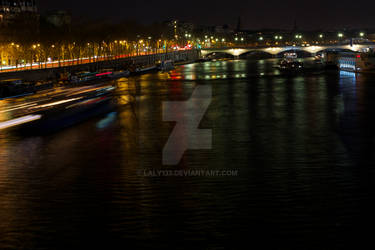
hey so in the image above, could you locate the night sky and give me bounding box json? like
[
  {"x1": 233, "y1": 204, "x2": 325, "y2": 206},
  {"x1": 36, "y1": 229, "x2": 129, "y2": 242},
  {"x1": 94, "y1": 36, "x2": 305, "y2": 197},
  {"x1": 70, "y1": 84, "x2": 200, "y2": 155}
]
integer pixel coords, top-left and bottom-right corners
[{"x1": 38, "y1": 0, "x2": 375, "y2": 29}]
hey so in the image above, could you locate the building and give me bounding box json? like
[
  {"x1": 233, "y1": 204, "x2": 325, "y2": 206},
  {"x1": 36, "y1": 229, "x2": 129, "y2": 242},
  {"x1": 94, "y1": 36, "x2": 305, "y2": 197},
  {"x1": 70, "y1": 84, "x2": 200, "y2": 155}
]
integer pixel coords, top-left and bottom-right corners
[
  {"x1": 0, "y1": 0, "x2": 38, "y2": 26},
  {"x1": 214, "y1": 24, "x2": 234, "y2": 34},
  {"x1": 368, "y1": 33, "x2": 375, "y2": 42},
  {"x1": 164, "y1": 19, "x2": 195, "y2": 40},
  {"x1": 0, "y1": 1, "x2": 38, "y2": 66},
  {"x1": 45, "y1": 10, "x2": 72, "y2": 28}
]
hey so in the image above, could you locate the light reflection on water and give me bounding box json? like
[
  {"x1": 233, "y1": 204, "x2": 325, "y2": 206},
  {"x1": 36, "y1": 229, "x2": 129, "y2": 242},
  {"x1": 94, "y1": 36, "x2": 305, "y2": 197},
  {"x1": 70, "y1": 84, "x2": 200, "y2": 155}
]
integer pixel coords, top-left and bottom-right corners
[{"x1": 1, "y1": 59, "x2": 375, "y2": 249}]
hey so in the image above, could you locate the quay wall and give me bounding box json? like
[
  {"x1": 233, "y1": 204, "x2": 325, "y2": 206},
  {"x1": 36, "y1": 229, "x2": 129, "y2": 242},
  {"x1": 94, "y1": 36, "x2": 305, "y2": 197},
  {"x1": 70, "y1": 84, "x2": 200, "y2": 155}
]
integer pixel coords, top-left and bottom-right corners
[{"x1": 0, "y1": 50, "x2": 200, "y2": 82}]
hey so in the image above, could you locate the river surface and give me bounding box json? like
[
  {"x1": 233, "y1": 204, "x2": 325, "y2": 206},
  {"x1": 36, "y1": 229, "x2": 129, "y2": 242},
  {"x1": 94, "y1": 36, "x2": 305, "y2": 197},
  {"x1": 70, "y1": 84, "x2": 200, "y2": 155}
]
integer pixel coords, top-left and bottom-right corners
[{"x1": 1, "y1": 59, "x2": 375, "y2": 249}]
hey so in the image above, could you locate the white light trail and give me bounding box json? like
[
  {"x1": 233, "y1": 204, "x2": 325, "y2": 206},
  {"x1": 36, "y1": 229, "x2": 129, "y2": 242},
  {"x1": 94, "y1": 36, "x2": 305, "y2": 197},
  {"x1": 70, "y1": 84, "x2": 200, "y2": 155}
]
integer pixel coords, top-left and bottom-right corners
[
  {"x1": 32, "y1": 97, "x2": 82, "y2": 109},
  {"x1": 0, "y1": 103, "x2": 37, "y2": 113},
  {"x1": 0, "y1": 114, "x2": 42, "y2": 130}
]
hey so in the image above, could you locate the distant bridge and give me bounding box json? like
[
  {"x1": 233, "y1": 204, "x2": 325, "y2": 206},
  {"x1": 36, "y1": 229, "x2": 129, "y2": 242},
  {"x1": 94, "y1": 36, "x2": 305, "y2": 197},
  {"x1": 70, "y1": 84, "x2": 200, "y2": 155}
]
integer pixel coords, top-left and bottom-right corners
[{"x1": 200, "y1": 44, "x2": 375, "y2": 57}]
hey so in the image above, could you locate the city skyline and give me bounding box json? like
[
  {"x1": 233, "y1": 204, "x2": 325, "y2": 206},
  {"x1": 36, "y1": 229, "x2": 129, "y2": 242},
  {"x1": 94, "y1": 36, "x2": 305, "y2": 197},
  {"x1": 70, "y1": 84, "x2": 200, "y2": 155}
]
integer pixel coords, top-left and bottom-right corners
[{"x1": 37, "y1": 0, "x2": 375, "y2": 29}]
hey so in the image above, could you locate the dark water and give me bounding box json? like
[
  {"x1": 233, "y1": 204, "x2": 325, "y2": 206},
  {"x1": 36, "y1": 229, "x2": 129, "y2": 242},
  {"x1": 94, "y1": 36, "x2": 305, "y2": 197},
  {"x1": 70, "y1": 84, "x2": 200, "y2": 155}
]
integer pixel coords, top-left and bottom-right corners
[{"x1": 1, "y1": 59, "x2": 375, "y2": 249}]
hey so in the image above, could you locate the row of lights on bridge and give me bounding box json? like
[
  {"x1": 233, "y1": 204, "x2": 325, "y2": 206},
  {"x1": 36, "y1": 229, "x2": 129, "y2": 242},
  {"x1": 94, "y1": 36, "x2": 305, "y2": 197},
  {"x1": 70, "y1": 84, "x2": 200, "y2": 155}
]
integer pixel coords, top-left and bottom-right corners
[
  {"x1": 261, "y1": 32, "x2": 366, "y2": 41},
  {"x1": 201, "y1": 32, "x2": 367, "y2": 44},
  {"x1": 125, "y1": 32, "x2": 366, "y2": 44}
]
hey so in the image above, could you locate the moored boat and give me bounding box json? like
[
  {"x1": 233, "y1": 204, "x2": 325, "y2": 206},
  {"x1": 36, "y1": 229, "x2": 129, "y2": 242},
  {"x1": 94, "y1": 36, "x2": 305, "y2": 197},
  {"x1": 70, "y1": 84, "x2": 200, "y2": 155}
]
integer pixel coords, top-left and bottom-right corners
[
  {"x1": 277, "y1": 52, "x2": 304, "y2": 73},
  {"x1": 0, "y1": 84, "x2": 116, "y2": 133},
  {"x1": 96, "y1": 69, "x2": 114, "y2": 79},
  {"x1": 110, "y1": 70, "x2": 130, "y2": 79},
  {"x1": 337, "y1": 52, "x2": 375, "y2": 73},
  {"x1": 69, "y1": 71, "x2": 99, "y2": 84},
  {"x1": 0, "y1": 79, "x2": 54, "y2": 100},
  {"x1": 158, "y1": 60, "x2": 174, "y2": 71},
  {"x1": 131, "y1": 65, "x2": 158, "y2": 75},
  {"x1": 278, "y1": 59, "x2": 304, "y2": 73},
  {"x1": 0, "y1": 79, "x2": 32, "y2": 99}
]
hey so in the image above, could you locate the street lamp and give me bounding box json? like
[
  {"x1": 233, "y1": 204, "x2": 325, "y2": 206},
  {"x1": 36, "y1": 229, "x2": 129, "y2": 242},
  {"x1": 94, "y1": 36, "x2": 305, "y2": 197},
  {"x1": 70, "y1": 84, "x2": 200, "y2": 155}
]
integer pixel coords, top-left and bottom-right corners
[
  {"x1": 360, "y1": 32, "x2": 365, "y2": 37},
  {"x1": 31, "y1": 44, "x2": 38, "y2": 69},
  {"x1": 338, "y1": 33, "x2": 344, "y2": 38},
  {"x1": 259, "y1": 37, "x2": 263, "y2": 41}
]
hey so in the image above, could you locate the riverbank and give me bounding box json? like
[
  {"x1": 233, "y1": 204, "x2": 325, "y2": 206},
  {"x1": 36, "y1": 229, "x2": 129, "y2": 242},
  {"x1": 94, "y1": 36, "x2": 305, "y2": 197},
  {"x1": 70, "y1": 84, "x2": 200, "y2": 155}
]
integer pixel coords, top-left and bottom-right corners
[{"x1": 0, "y1": 50, "x2": 200, "y2": 82}]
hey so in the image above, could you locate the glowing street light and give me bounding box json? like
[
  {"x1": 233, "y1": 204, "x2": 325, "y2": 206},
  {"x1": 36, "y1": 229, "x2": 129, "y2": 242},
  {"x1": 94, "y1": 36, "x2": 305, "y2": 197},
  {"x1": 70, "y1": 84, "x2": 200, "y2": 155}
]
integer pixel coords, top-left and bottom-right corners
[
  {"x1": 319, "y1": 34, "x2": 324, "y2": 38},
  {"x1": 360, "y1": 32, "x2": 365, "y2": 37},
  {"x1": 338, "y1": 33, "x2": 344, "y2": 38},
  {"x1": 259, "y1": 37, "x2": 263, "y2": 41}
]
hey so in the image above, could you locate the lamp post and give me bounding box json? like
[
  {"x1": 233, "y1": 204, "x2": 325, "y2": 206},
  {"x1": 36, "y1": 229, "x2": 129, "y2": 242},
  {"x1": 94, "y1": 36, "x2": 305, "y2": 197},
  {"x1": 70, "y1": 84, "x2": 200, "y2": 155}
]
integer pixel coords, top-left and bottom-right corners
[{"x1": 31, "y1": 44, "x2": 37, "y2": 70}]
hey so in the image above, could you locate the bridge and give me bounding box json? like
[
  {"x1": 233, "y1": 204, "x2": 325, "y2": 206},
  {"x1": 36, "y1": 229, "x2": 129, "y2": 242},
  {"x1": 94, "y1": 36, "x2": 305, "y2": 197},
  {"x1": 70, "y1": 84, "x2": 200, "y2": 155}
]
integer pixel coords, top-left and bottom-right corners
[{"x1": 200, "y1": 43, "x2": 375, "y2": 57}]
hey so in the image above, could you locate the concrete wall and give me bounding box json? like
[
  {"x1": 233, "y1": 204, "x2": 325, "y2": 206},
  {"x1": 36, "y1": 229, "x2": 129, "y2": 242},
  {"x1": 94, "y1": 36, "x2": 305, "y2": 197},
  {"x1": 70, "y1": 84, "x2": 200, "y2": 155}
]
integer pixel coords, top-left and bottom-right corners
[{"x1": 0, "y1": 50, "x2": 200, "y2": 82}]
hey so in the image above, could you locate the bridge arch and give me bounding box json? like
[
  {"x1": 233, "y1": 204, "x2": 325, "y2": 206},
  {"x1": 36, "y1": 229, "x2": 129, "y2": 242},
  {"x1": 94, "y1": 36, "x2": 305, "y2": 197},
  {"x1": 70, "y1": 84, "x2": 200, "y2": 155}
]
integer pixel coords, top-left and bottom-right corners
[
  {"x1": 238, "y1": 50, "x2": 273, "y2": 58},
  {"x1": 276, "y1": 48, "x2": 314, "y2": 57},
  {"x1": 314, "y1": 48, "x2": 359, "y2": 55},
  {"x1": 203, "y1": 51, "x2": 235, "y2": 59},
  {"x1": 200, "y1": 48, "x2": 250, "y2": 57}
]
